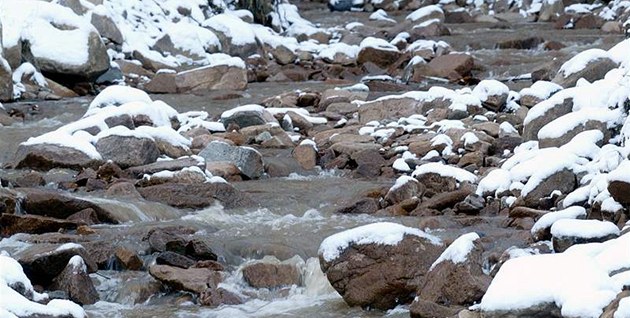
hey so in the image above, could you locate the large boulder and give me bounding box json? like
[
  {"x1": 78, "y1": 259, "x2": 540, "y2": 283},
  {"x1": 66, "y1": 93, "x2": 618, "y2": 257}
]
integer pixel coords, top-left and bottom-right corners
[
  {"x1": 12, "y1": 143, "x2": 103, "y2": 171},
  {"x1": 522, "y1": 97, "x2": 573, "y2": 141},
  {"x1": 137, "y1": 182, "x2": 255, "y2": 209},
  {"x1": 0, "y1": 214, "x2": 78, "y2": 237},
  {"x1": 17, "y1": 187, "x2": 117, "y2": 223},
  {"x1": 50, "y1": 256, "x2": 99, "y2": 305},
  {"x1": 521, "y1": 169, "x2": 576, "y2": 208},
  {"x1": 412, "y1": 53, "x2": 474, "y2": 82},
  {"x1": 0, "y1": 1, "x2": 110, "y2": 80},
  {"x1": 198, "y1": 141, "x2": 264, "y2": 179},
  {"x1": 242, "y1": 262, "x2": 301, "y2": 289},
  {"x1": 552, "y1": 49, "x2": 618, "y2": 88},
  {"x1": 319, "y1": 222, "x2": 444, "y2": 310},
  {"x1": 90, "y1": 11, "x2": 123, "y2": 45},
  {"x1": 221, "y1": 105, "x2": 278, "y2": 130},
  {"x1": 415, "y1": 233, "x2": 491, "y2": 307},
  {"x1": 95, "y1": 135, "x2": 160, "y2": 168},
  {"x1": 149, "y1": 264, "x2": 221, "y2": 294},
  {"x1": 356, "y1": 37, "x2": 402, "y2": 69},
  {"x1": 551, "y1": 219, "x2": 620, "y2": 252},
  {"x1": 176, "y1": 63, "x2": 248, "y2": 93},
  {"x1": 358, "y1": 97, "x2": 422, "y2": 124},
  {"x1": 202, "y1": 14, "x2": 259, "y2": 58}
]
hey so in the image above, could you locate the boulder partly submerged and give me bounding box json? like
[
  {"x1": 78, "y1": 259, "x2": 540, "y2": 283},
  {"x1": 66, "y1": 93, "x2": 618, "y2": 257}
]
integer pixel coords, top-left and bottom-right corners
[{"x1": 318, "y1": 222, "x2": 443, "y2": 310}]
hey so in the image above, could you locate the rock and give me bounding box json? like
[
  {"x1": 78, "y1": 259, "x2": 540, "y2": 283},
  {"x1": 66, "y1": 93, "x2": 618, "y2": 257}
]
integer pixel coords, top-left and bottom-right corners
[
  {"x1": 114, "y1": 247, "x2": 144, "y2": 270},
  {"x1": 552, "y1": 56, "x2": 618, "y2": 88},
  {"x1": 417, "y1": 234, "x2": 490, "y2": 306},
  {"x1": 417, "y1": 188, "x2": 472, "y2": 211},
  {"x1": 125, "y1": 157, "x2": 204, "y2": 178},
  {"x1": 115, "y1": 60, "x2": 155, "y2": 78},
  {"x1": 0, "y1": 55, "x2": 11, "y2": 102},
  {"x1": 496, "y1": 37, "x2": 544, "y2": 49},
  {"x1": 185, "y1": 239, "x2": 218, "y2": 261},
  {"x1": 412, "y1": 54, "x2": 474, "y2": 82},
  {"x1": 272, "y1": 45, "x2": 297, "y2": 65},
  {"x1": 357, "y1": 42, "x2": 402, "y2": 69},
  {"x1": 574, "y1": 14, "x2": 604, "y2": 29},
  {"x1": 336, "y1": 197, "x2": 380, "y2": 214},
  {"x1": 204, "y1": 14, "x2": 259, "y2": 58},
  {"x1": 292, "y1": 143, "x2": 318, "y2": 170},
  {"x1": 132, "y1": 50, "x2": 174, "y2": 73},
  {"x1": 18, "y1": 243, "x2": 97, "y2": 286},
  {"x1": 58, "y1": 0, "x2": 88, "y2": 14},
  {"x1": 18, "y1": 188, "x2": 116, "y2": 223},
  {"x1": 406, "y1": 5, "x2": 445, "y2": 24},
  {"x1": 198, "y1": 141, "x2": 264, "y2": 179},
  {"x1": 319, "y1": 223, "x2": 444, "y2": 310},
  {"x1": 602, "y1": 21, "x2": 622, "y2": 34},
  {"x1": 551, "y1": 219, "x2": 620, "y2": 253},
  {"x1": 90, "y1": 12, "x2": 123, "y2": 44},
  {"x1": 358, "y1": 97, "x2": 422, "y2": 124},
  {"x1": 199, "y1": 286, "x2": 243, "y2": 307},
  {"x1": 609, "y1": 180, "x2": 630, "y2": 205},
  {"x1": 521, "y1": 169, "x2": 576, "y2": 207},
  {"x1": 410, "y1": 299, "x2": 460, "y2": 318},
  {"x1": 445, "y1": 9, "x2": 474, "y2": 23},
  {"x1": 175, "y1": 64, "x2": 247, "y2": 92},
  {"x1": 352, "y1": 148, "x2": 387, "y2": 178},
  {"x1": 137, "y1": 182, "x2": 254, "y2": 209},
  {"x1": 385, "y1": 176, "x2": 424, "y2": 205},
  {"x1": 13, "y1": 144, "x2": 102, "y2": 171},
  {"x1": 538, "y1": 0, "x2": 563, "y2": 21},
  {"x1": 601, "y1": 290, "x2": 630, "y2": 318},
  {"x1": 523, "y1": 98, "x2": 573, "y2": 141},
  {"x1": 14, "y1": 171, "x2": 46, "y2": 188},
  {"x1": 409, "y1": 20, "x2": 451, "y2": 40},
  {"x1": 50, "y1": 256, "x2": 99, "y2": 305},
  {"x1": 0, "y1": 214, "x2": 78, "y2": 237},
  {"x1": 221, "y1": 105, "x2": 277, "y2": 130},
  {"x1": 95, "y1": 135, "x2": 159, "y2": 168},
  {"x1": 328, "y1": 0, "x2": 361, "y2": 11},
  {"x1": 473, "y1": 80, "x2": 509, "y2": 112},
  {"x1": 147, "y1": 228, "x2": 188, "y2": 254},
  {"x1": 156, "y1": 251, "x2": 196, "y2": 269},
  {"x1": 242, "y1": 262, "x2": 301, "y2": 288},
  {"x1": 538, "y1": 117, "x2": 607, "y2": 148},
  {"x1": 144, "y1": 71, "x2": 177, "y2": 94},
  {"x1": 455, "y1": 194, "x2": 486, "y2": 214},
  {"x1": 149, "y1": 264, "x2": 221, "y2": 294},
  {"x1": 415, "y1": 173, "x2": 458, "y2": 196}
]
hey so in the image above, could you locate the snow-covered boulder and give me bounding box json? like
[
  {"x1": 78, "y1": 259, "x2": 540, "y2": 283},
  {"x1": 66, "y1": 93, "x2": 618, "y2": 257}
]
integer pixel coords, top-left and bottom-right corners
[
  {"x1": 412, "y1": 162, "x2": 477, "y2": 195},
  {"x1": 472, "y1": 80, "x2": 509, "y2": 112},
  {"x1": 406, "y1": 5, "x2": 445, "y2": 24},
  {"x1": 552, "y1": 49, "x2": 618, "y2": 88},
  {"x1": 220, "y1": 104, "x2": 278, "y2": 130},
  {"x1": 90, "y1": 9, "x2": 124, "y2": 45},
  {"x1": 319, "y1": 222, "x2": 444, "y2": 310},
  {"x1": 551, "y1": 219, "x2": 620, "y2": 252},
  {"x1": 385, "y1": 175, "x2": 423, "y2": 205},
  {"x1": 203, "y1": 14, "x2": 260, "y2": 58},
  {"x1": 0, "y1": 254, "x2": 86, "y2": 318},
  {"x1": 94, "y1": 130, "x2": 160, "y2": 168},
  {"x1": 0, "y1": 1, "x2": 109, "y2": 79},
  {"x1": 356, "y1": 37, "x2": 402, "y2": 69},
  {"x1": 523, "y1": 95, "x2": 574, "y2": 141},
  {"x1": 412, "y1": 233, "x2": 490, "y2": 314},
  {"x1": 537, "y1": 109, "x2": 614, "y2": 148},
  {"x1": 530, "y1": 206, "x2": 587, "y2": 241},
  {"x1": 49, "y1": 256, "x2": 99, "y2": 305},
  {"x1": 519, "y1": 80, "x2": 563, "y2": 108}
]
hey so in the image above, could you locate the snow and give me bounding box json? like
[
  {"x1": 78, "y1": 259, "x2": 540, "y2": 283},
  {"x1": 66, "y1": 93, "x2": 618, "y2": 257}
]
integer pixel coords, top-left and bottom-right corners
[
  {"x1": 22, "y1": 130, "x2": 102, "y2": 160},
  {"x1": 87, "y1": 86, "x2": 152, "y2": 115},
  {"x1": 476, "y1": 168, "x2": 512, "y2": 196},
  {"x1": 430, "y1": 232, "x2": 479, "y2": 270},
  {"x1": 479, "y1": 252, "x2": 619, "y2": 317},
  {"x1": 221, "y1": 104, "x2": 266, "y2": 119},
  {"x1": 472, "y1": 80, "x2": 509, "y2": 103},
  {"x1": 519, "y1": 81, "x2": 563, "y2": 100},
  {"x1": 499, "y1": 122, "x2": 518, "y2": 135},
  {"x1": 550, "y1": 219, "x2": 620, "y2": 239},
  {"x1": 558, "y1": 49, "x2": 614, "y2": 77},
  {"x1": 530, "y1": 206, "x2": 587, "y2": 235},
  {"x1": 369, "y1": 9, "x2": 395, "y2": 23},
  {"x1": 406, "y1": 5, "x2": 443, "y2": 22},
  {"x1": 608, "y1": 160, "x2": 630, "y2": 183},
  {"x1": 318, "y1": 222, "x2": 441, "y2": 262},
  {"x1": 12, "y1": 63, "x2": 47, "y2": 87},
  {"x1": 615, "y1": 298, "x2": 630, "y2": 318},
  {"x1": 0, "y1": 255, "x2": 85, "y2": 318},
  {"x1": 412, "y1": 162, "x2": 477, "y2": 183},
  {"x1": 0, "y1": 1, "x2": 97, "y2": 67},
  {"x1": 317, "y1": 43, "x2": 360, "y2": 61},
  {"x1": 203, "y1": 14, "x2": 257, "y2": 46},
  {"x1": 359, "y1": 37, "x2": 399, "y2": 52},
  {"x1": 393, "y1": 158, "x2": 411, "y2": 172},
  {"x1": 537, "y1": 108, "x2": 620, "y2": 140},
  {"x1": 389, "y1": 175, "x2": 417, "y2": 192},
  {"x1": 461, "y1": 132, "x2": 480, "y2": 147}
]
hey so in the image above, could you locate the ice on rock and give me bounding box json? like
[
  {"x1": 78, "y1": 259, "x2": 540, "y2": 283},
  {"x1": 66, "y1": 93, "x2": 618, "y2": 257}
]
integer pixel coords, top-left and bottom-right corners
[
  {"x1": 318, "y1": 222, "x2": 441, "y2": 262},
  {"x1": 430, "y1": 232, "x2": 479, "y2": 270}
]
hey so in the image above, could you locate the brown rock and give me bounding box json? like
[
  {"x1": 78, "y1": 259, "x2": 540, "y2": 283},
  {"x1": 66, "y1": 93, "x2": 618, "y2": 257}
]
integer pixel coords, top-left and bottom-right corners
[
  {"x1": 552, "y1": 56, "x2": 618, "y2": 88},
  {"x1": 521, "y1": 169, "x2": 576, "y2": 208},
  {"x1": 523, "y1": 98, "x2": 573, "y2": 141},
  {"x1": 144, "y1": 71, "x2": 177, "y2": 94},
  {"x1": 137, "y1": 183, "x2": 255, "y2": 209},
  {"x1": 13, "y1": 144, "x2": 102, "y2": 171},
  {"x1": 415, "y1": 173, "x2": 458, "y2": 196},
  {"x1": 412, "y1": 53, "x2": 473, "y2": 82},
  {"x1": 609, "y1": 180, "x2": 630, "y2": 205},
  {"x1": 242, "y1": 262, "x2": 301, "y2": 288},
  {"x1": 18, "y1": 188, "x2": 117, "y2": 223},
  {"x1": 199, "y1": 286, "x2": 243, "y2": 307},
  {"x1": 0, "y1": 214, "x2": 78, "y2": 237},
  {"x1": 149, "y1": 264, "x2": 221, "y2": 294},
  {"x1": 336, "y1": 197, "x2": 380, "y2": 214},
  {"x1": 293, "y1": 144, "x2": 318, "y2": 170},
  {"x1": 410, "y1": 299, "x2": 459, "y2": 318},
  {"x1": 115, "y1": 247, "x2": 144, "y2": 270},
  {"x1": 176, "y1": 65, "x2": 247, "y2": 92},
  {"x1": 385, "y1": 177, "x2": 424, "y2": 205},
  {"x1": 319, "y1": 231, "x2": 444, "y2": 310},
  {"x1": 156, "y1": 251, "x2": 196, "y2": 269},
  {"x1": 357, "y1": 46, "x2": 402, "y2": 69},
  {"x1": 50, "y1": 256, "x2": 99, "y2": 305},
  {"x1": 18, "y1": 243, "x2": 97, "y2": 286}
]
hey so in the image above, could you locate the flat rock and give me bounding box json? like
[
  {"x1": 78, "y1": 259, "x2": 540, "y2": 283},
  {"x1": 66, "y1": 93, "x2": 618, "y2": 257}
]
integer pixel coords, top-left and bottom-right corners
[
  {"x1": 149, "y1": 264, "x2": 221, "y2": 294},
  {"x1": 0, "y1": 214, "x2": 78, "y2": 237},
  {"x1": 242, "y1": 262, "x2": 301, "y2": 289},
  {"x1": 198, "y1": 141, "x2": 264, "y2": 179},
  {"x1": 95, "y1": 135, "x2": 160, "y2": 169},
  {"x1": 137, "y1": 182, "x2": 255, "y2": 209},
  {"x1": 18, "y1": 188, "x2": 117, "y2": 223},
  {"x1": 176, "y1": 65, "x2": 247, "y2": 92},
  {"x1": 13, "y1": 144, "x2": 103, "y2": 171}
]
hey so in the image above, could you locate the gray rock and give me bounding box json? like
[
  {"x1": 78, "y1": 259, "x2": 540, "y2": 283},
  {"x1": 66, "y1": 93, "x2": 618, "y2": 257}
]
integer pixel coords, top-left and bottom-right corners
[
  {"x1": 12, "y1": 143, "x2": 103, "y2": 171},
  {"x1": 175, "y1": 65, "x2": 247, "y2": 92},
  {"x1": 137, "y1": 182, "x2": 255, "y2": 209},
  {"x1": 552, "y1": 57, "x2": 618, "y2": 88},
  {"x1": 58, "y1": 0, "x2": 88, "y2": 15},
  {"x1": 18, "y1": 243, "x2": 97, "y2": 286},
  {"x1": 50, "y1": 256, "x2": 99, "y2": 305},
  {"x1": 521, "y1": 169, "x2": 576, "y2": 208},
  {"x1": 91, "y1": 12, "x2": 123, "y2": 44},
  {"x1": 0, "y1": 55, "x2": 11, "y2": 102},
  {"x1": 95, "y1": 135, "x2": 160, "y2": 168},
  {"x1": 198, "y1": 141, "x2": 264, "y2": 179},
  {"x1": 523, "y1": 98, "x2": 573, "y2": 141},
  {"x1": 125, "y1": 157, "x2": 205, "y2": 178},
  {"x1": 328, "y1": 0, "x2": 357, "y2": 11}
]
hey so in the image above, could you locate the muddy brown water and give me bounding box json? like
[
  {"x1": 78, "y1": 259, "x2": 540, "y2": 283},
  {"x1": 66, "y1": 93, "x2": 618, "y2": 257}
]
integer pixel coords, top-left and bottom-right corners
[{"x1": 0, "y1": 3, "x2": 624, "y2": 317}]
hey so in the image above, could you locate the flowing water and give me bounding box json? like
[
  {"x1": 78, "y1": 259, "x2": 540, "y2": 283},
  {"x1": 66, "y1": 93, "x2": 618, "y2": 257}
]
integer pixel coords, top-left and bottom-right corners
[{"x1": 0, "y1": 6, "x2": 624, "y2": 317}]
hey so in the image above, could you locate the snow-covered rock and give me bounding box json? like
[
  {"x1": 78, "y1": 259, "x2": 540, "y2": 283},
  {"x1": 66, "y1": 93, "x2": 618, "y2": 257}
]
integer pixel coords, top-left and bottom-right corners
[
  {"x1": 551, "y1": 219, "x2": 620, "y2": 252},
  {"x1": 319, "y1": 222, "x2": 443, "y2": 310},
  {"x1": 552, "y1": 49, "x2": 619, "y2": 88},
  {"x1": 198, "y1": 141, "x2": 264, "y2": 179}
]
